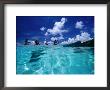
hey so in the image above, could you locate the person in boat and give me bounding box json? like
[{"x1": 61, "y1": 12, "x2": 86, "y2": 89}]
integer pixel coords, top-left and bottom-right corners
[
  {"x1": 35, "y1": 40, "x2": 40, "y2": 45},
  {"x1": 24, "y1": 39, "x2": 29, "y2": 45}
]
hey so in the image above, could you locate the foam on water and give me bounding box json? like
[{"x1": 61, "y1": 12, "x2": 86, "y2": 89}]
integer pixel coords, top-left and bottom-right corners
[{"x1": 16, "y1": 45, "x2": 94, "y2": 74}]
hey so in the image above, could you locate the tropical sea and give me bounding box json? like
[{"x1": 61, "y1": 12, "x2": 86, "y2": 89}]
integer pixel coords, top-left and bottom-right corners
[{"x1": 16, "y1": 45, "x2": 94, "y2": 74}]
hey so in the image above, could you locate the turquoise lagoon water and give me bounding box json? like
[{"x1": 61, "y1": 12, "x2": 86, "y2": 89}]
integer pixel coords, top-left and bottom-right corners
[{"x1": 16, "y1": 45, "x2": 94, "y2": 74}]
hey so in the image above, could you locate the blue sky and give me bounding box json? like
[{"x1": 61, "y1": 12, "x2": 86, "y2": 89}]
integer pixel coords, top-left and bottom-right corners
[{"x1": 16, "y1": 16, "x2": 94, "y2": 45}]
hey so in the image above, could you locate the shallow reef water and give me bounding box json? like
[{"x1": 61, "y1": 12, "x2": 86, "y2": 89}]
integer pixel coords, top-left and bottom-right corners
[{"x1": 16, "y1": 45, "x2": 94, "y2": 74}]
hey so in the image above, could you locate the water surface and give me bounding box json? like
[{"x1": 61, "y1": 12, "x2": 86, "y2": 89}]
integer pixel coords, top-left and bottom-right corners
[{"x1": 16, "y1": 45, "x2": 94, "y2": 74}]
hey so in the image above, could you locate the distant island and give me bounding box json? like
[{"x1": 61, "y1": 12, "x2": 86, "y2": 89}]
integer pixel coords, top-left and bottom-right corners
[{"x1": 63, "y1": 39, "x2": 94, "y2": 47}]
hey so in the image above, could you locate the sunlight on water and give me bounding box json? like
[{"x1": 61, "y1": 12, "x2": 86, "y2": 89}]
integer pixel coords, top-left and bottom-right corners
[{"x1": 16, "y1": 45, "x2": 94, "y2": 74}]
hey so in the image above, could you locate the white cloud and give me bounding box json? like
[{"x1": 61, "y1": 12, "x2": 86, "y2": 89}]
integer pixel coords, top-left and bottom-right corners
[
  {"x1": 68, "y1": 37, "x2": 76, "y2": 43},
  {"x1": 77, "y1": 32, "x2": 91, "y2": 43},
  {"x1": 75, "y1": 35, "x2": 80, "y2": 41},
  {"x1": 44, "y1": 32, "x2": 48, "y2": 36},
  {"x1": 61, "y1": 17, "x2": 67, "y2": 22},
  {"x1": 46, "y1": 17, "x2": 68, "y2": 36},
  {"x1": 40, "y1": 27, "x2": 46, "y2": 31},
  {"x1": 61, "y1": 32, "x2": 92, "y2": 45},
  {"x1": 43, "y1": 18, "x2": 68, "y2": 41},
  {"x1": 40, "y1": 17, "x2": 68, "y2": 42},
  {"x1": 61, "y1": 37, "x2": 76, "y2": 45},
  {"x1": 75, "y1": 21, "x2": 84, "y2": 29},
  {"x1": 58, "y1": 35, "x2": 64, "y2": 40},
  {"x1": 51, "y1": 37, "x2": 58, "y2": 41},
  {"x1": 40, "y1": 18, "x2": 68, "y2": 42},
  {"x1": 47, "y1": 41, "x2": 53, "y2": 45},
  {"x1": 60, "y1": 41, "x2": 67, "y2": 45},
  {"x1": 51, "y1": 35, "x2": 64, "y2": 42}
]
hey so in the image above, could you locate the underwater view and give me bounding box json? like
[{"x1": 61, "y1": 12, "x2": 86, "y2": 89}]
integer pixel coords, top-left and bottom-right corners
[
  {"x1": 16, "y1": 16, "x2": 94, "y2": 74},
  {"x1": 16, "y1": 45, "x2": 94, "y2": 74}
]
